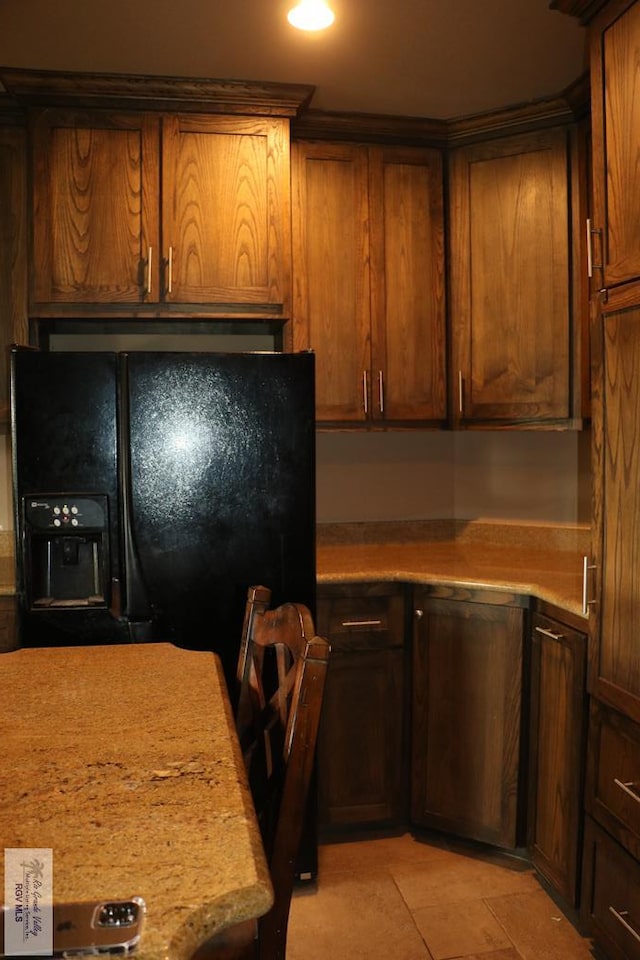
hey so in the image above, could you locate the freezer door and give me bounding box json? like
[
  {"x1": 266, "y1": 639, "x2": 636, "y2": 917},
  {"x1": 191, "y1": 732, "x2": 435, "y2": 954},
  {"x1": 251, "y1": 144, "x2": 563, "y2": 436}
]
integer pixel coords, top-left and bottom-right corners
[
  {"x1": 124, "y1": 351, "x2": 316, "y2": 673},
  {"x1": 11, "y1": 348, "x2": 126, "y2": 646}
]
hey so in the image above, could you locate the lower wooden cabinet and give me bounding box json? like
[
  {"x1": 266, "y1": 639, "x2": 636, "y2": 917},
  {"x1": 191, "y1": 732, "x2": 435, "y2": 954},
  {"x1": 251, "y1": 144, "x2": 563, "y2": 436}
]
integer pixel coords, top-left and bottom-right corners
[
  {"x1": 316, "y1": 583, "x2": 408, "y2": 831},
  {"x1": 411, "y1": 587, "x2": 527, "y2": 849},
  {"x1": 528, "y1": 608, "x2": 588, "y2": 907},
  {"x1": 0, "y1": 596, "x2": 16, "y2": 652},
  {"x1": 582, "y1": 816, "x2": 640, "y2": 960},
  {"x1": 585, "y1": 699, "x2": 640, "y2": 858}
]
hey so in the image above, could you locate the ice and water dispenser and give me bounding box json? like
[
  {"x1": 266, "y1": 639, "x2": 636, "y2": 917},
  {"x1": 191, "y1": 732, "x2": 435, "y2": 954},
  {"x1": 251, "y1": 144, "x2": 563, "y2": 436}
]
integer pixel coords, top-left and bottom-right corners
[{"x1": 22, "y1": 495, "x2": 110, "y2": 609}]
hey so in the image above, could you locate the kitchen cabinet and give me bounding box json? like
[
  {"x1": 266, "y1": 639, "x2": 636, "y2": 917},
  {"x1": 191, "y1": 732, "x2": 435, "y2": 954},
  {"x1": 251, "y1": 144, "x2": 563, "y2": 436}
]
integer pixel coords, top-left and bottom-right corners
[
  {"x1": 582, "y1": 817, "x2": 640, "y2": 960},
  {"x1": 528, "y1": 607, "x2": 588, "y2": 907},
  {"x1": 590, "y1": 296, "x2": 640, "y2": 722},
  {"x1": 316, "y1": 583, "x2": 407, "y2": 831},
  {"x1": 589, "y1": 0, "x2": 640, "y2": 291},
  {"x1": 449, "y1": 125, "x2": 587, "y2": 427},
  {"x1": 411, "y1": 586, "x2": 527, "y2": 849},
  {"x1": 0, "y1": 596, "x2": 17, "y2": 652},
  {"x1": 31, "y1": 107, "x2": 291, "y2": 315},
  {"x1": 291, "y1": 140, "x2": 446, "y2": 425},
  {"x1": 0, "y1": 122, "x2": 28, "y2": 415}
]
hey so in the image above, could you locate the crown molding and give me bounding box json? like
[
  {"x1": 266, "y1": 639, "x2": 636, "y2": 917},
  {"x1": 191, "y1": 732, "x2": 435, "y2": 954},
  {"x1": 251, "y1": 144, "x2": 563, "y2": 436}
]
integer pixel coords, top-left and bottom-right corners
[
  {"x1": 0, "y1": 67, "x2": 316, "y2": 117},
  {"x1": 549, "y1": 0, "x2": 609, "y2": 24},
  {"x1": 292, "y1": 73, "x2": 589, "y2": 147}
]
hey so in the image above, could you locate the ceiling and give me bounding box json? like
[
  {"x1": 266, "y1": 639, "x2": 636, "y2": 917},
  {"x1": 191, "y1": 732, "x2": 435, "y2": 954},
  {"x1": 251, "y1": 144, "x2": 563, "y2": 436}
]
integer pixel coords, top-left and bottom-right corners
[{"x1": 0, "y1": 1, "x2": 588, "y2": 120}]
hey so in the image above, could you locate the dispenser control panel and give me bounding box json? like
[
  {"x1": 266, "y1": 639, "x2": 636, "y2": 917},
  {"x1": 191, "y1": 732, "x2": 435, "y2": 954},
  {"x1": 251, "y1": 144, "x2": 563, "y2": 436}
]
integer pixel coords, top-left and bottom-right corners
[{"x1": 24, "y1": 495, "x2": 108, "y2": 531}]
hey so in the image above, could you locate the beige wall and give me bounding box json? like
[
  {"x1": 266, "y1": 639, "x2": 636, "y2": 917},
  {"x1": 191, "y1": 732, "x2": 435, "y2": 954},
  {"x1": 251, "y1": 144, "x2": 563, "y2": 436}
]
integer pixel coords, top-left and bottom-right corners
[
  {"x1": 316, "y1": 430, "x2": 591, "y2": 525},
  {"x1": 0, "y1": 426, "x2": 591, "y2": 532}
]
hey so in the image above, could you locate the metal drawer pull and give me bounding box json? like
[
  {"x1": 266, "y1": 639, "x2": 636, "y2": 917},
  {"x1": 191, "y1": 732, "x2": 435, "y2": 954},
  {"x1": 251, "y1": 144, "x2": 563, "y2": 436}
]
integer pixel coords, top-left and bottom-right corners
[
  {"x1": 378, "y1": 370, "x2": 384, "y2": 414},
  {"x1": 146, "y1": 246, "x2": 153, "y2": 295},
  {"x1": 614, "y1": 778, "x2": 640, "y2": 804},
  {"x1": 341, "y1": 619, "x2": 383, "y2": 628},
  {"x1": 458, "y1": 371, "x2": 464, "y2": 415},
  {"x1": 609, "y1": 907, "x2": 640, "y2": 944},
  {"x1": 362, "y1": 370, "x2": 369, "y2": 415},
  {"x1": 534, "y1": 626, "x2": 564, "y2": 641}
]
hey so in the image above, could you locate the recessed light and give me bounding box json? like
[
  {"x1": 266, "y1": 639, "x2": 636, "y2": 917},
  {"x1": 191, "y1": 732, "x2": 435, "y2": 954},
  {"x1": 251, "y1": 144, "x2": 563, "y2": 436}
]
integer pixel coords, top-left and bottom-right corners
[{"x1": 287, "y1": 0, "x2": 335, "y2": 32}]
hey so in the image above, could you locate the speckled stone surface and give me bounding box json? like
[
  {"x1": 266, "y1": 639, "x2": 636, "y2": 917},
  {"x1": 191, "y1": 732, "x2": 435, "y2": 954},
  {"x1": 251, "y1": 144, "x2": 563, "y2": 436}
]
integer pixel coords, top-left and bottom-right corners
[
  {"x1": 317, "y1": 520, "x2": 590, "y2": 619},
  {"x1": 0, "y1": 643, "x2": 273, "y2": 960}
]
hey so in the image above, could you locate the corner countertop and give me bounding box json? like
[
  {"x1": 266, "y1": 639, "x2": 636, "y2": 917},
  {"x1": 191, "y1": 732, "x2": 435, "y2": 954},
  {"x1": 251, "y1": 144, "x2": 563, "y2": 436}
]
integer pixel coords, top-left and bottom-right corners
[
  {"x1": 0, "y1": 643, "x2": 273, "y2": 960},
  {"x1": 317, "y1": 520, "x2": 589, "y2": 620}
]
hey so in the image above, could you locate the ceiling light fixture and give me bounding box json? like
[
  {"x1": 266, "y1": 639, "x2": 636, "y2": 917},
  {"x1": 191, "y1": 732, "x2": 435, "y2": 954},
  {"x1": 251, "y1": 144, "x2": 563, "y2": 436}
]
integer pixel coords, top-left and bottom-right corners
[{"x1": 287, "y1": 0, "x2": 335, "y2": 31}]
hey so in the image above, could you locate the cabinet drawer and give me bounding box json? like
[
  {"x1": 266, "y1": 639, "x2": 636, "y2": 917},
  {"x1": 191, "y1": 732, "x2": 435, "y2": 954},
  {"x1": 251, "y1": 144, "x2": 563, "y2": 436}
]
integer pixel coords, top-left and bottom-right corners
[
  {"x1": 586, "y1": 700, "x2": 640, "y2": 858},
  {"x1": 318, "y1": 588, "x2": 405, "y2": 652},
  {"x1": 583, "y1": 817, "x2": 640, "y2": 960}
]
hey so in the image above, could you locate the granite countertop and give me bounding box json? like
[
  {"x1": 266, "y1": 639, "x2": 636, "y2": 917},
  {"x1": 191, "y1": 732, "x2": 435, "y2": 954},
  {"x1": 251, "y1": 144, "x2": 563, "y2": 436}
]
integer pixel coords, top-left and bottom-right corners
[
  {"x1": 317, "y1": 520, "x2": 590, "y2": 619},
  {"x1": 0, "y1": 643, "x2": 273, "y2": 960}
]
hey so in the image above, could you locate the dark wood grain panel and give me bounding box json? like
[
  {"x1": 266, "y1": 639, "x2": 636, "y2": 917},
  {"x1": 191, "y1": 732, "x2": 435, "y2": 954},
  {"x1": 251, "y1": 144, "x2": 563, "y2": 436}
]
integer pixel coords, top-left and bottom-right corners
[
  {"x1": 449, "y1": 127, "x2": 574, "y2": 425},
  {"x1": 411, "y1": 593, "x2": 525, "y2": 849}
]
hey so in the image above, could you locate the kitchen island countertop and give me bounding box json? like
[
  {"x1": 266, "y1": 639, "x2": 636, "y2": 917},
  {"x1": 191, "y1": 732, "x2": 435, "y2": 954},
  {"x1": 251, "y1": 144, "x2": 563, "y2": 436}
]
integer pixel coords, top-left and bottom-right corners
[{"x1": 0, "y1": 643, "x2": 273, "y2": 960}]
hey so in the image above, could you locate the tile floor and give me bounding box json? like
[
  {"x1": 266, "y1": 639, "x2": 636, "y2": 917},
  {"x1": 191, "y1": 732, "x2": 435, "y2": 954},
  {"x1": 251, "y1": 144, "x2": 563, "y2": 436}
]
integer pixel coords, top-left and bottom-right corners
[{"x1": 288, "y1": 832, "x2": 596, "y2": 960}]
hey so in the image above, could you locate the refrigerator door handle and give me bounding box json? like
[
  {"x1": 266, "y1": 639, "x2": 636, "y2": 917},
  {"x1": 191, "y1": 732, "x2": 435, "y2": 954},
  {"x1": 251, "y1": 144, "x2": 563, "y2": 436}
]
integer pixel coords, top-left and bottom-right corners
[{"x1": 118, "y1": 355, "x2": 153, "y2": 622}]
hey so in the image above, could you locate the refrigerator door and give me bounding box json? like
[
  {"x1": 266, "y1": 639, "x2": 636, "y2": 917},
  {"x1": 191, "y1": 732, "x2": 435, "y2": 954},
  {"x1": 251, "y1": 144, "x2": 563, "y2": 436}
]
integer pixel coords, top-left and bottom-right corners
[
  {"x1": 124, "y1": 351, "x2": 316, "y2": 678},
  {"x1": 11, "y1": 348, "x2": 128, "y2": 645}
]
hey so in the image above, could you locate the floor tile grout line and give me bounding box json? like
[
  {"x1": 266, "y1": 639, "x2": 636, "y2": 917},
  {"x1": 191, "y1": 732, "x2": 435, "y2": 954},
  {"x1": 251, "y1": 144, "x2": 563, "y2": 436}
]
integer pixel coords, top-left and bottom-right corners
[{"x1": 388, "y1": 866, "x2": 436, "y2": 959}]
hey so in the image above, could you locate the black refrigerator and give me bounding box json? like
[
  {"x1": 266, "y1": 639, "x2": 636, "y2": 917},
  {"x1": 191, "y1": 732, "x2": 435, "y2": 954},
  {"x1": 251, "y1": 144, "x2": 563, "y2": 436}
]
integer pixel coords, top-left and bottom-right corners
[{"x1": 11, "y1": 346, "x2": 316, "y2": 669}]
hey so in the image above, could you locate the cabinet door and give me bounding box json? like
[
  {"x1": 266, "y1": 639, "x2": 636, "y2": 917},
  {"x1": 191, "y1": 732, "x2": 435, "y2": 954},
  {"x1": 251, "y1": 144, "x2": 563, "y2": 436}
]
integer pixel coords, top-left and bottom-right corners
[
  {"x1": 316, "y1": 585, "x2": 406, "y2": 829},
  {"x1": 369, "y1": 146, "x2": 447, "y2": 423},
  {"x1": 591, "y1": 0, "x2": 640, "y2": 290},
  {"x1": 0, "y1": 125, "x2": 27, "y2": 416},
  {"x1": 291, "y1": 141, "x2": 371, "y2": 422},
  {"x1": 591, "y1": 295, "x2": 640, "y2": 720},
  {"x1": 449, "y1": 128, "x2": 572, "y2": 424},
  {"x1": 529, "y1": 612, "x2": 587, "y2": 907},
  {"x1": 411, "y1": 592, "x2": 525, "y2": 848},
  {"x1": 162, "y1": 114, "x2": 290, "y2": 310},
  {"x1": 31, "y1": 108, "x2": 160, "y2": 305}
]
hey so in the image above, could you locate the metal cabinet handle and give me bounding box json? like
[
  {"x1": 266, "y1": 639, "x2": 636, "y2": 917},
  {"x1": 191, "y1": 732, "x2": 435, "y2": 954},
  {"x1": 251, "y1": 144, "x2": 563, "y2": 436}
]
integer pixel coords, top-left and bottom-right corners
[
  {"x1": 146, "y1": 246, "x2": 153, "y2": 295},
  {"x1": 378, "y1": 370, "x2": 384, "y2": 414},
  {"x1": 534, "y1": 626, "x2": 564, "y2": 642},
  {"x1": 167, "y1": 245, "x2": 174, "y2": 295},
  {"x1": 614, "y1": 778, "x2": 640, "y2": 805},
  {"x1": 586, "y1": 218, "x2": 603, "y2": 279},
  {"x1": 458, "y1": 371, "x2": 464, "y2": 415},
  {"x1": 609, "y1": 907, "x2": 640, "y2": 944},
  {"x1": 362, "y1": 370, "x2": 369, "y2": 415},
  {"x1": 414, "y1": 609, "x2": 424, "y2": 619},
  {"x1": 341, "y1": 619, "x2": 383, "y2": 628},
  {"x1": 582, "y1": 555, "x2": 597, "y2": 617}
]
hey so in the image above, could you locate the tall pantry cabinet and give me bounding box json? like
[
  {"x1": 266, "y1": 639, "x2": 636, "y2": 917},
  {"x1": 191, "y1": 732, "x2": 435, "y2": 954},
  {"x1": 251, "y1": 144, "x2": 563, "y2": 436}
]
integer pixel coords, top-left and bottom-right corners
[{"x1": 567, "y1": 0, "x2": 640, "y2": 955}]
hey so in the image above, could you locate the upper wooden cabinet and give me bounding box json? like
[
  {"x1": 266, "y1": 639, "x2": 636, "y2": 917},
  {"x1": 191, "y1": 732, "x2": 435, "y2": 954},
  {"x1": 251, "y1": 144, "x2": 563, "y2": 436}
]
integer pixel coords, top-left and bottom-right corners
[
  {"x1": 449, "y1": 126, "x2": 587, "y2": 428},
  {"x1": 31, "y1": 108, "x2": 291, "y2": 314},
  {"x1": 291, "y1": 140, "x2": 446, "y2": 426},
  {"x1": 590, "y1": 0, "x2": 640, "y2": 291}
]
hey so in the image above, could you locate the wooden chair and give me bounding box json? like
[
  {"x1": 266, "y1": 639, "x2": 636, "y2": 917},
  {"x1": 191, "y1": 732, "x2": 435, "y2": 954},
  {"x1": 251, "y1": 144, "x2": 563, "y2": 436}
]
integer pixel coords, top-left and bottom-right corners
[{"x1": 193, "y1": 585, "x2": 330, "y2": 960}]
